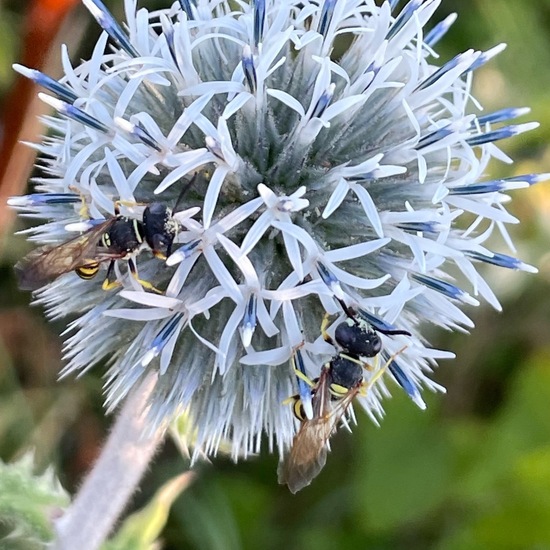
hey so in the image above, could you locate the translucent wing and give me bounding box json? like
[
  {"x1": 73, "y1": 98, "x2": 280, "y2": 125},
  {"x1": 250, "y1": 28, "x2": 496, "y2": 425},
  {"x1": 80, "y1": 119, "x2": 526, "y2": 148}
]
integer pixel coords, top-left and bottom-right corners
[
  {"x1": 277, "y1": 419, "x2": 331, "y2": 494},
  {"x1": 15, "y1": 219, "x2": 119, "y2": 290},
  {"x1": 278, "y1": 369, "x2": 362, "y2": 493}
]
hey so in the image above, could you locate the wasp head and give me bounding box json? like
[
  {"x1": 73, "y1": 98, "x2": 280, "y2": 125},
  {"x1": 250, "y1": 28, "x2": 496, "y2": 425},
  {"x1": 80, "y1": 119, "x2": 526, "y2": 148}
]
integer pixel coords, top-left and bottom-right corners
[
  {"x1": 143, "y1": 202, "x2": 178, "y2": 259},
  {"x1": 334, "y1": 319, "x2": 382, "y2": 358}
]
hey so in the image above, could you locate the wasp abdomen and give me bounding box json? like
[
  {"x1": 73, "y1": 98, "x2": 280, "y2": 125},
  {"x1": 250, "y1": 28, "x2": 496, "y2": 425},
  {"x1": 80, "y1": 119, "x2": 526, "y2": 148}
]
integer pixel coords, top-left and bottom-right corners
[{"x1": 75, "y1": 262, "x2": 100, "y2": 280}]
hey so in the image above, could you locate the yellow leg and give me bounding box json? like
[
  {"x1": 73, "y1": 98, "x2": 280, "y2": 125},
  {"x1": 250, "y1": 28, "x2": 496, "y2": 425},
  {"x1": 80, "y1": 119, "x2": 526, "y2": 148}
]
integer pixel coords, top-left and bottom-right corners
[
  {"x1": 338, "y1": 352, "x2": 367, "y2": 369},
  {"x1": 290, "y1": 345, "x2": 316, "y2": 388},
  {"x1": 286, "y1": 346, "x2": 316, "y2": 420},
  {"x1": 102, "y1": 279, "x2": 122, "y2": 291},
  {"x1": 365, "y1": 346, "x2": 408, "y2": 391},
  {"x1": 128, "y1": 258, "x2": 164, "y2": 294},
  {"x1": 293, "y1": 368, "x2": 316, "y2": 388},
  {"x1": 321, "y1": 312, "x2": 335, "y2": 346},
  {"x1": 102, "y1": 261, "x2": 121, "y2": 291},
  {"x1": 114, "y1": 199, "x2": 148, "y2": 215},
  {"x1": 361, "y1": 354, "x2": 379, "y2": 377},
  {"x1": 135, "y1": 277, "x2": 164, "y2": 294},
  {"x1": 68, "y1": 184, "x2": 90, "y2": 219}
]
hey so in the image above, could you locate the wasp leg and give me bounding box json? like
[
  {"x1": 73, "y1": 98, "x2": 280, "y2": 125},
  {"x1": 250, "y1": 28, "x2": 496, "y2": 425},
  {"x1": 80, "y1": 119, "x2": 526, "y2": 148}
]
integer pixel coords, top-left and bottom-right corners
[
  {"x1": 338, "y1": 352, "x2": 368, "y2": 369},
  {"x1": 102, "y1": 260, "x2": 122, "y2": 291},
  {"x1": 284, "y1": 346, "x2": 315, "y2": 390},
  {"x1": 153, "y1": 250, "x2": 167, "y2": 260},
  {"x1": 321, "y1": 312, "x2": 336, "y2": 347},
  {"x1": 363, "y1": 345, "x2": 408, "y2": 392},
  {"x1": 113, "y1": 199, "x2": 149, "y2": 216},
  {"x1": 285, "y1": 346, "x2": 316, "y2": 421},
  {"x1": 360, "y1": 354, "x2": 378, "y2": 374},
  {"x1": 292, "y1": 367, "x2": 317, "y2": 388},
  {"x1": 128, "y1": 258, "x2": 163, "y2": 294},
  {"x1": 68, "y1": 184, "x2": 90, "y2": 219}
]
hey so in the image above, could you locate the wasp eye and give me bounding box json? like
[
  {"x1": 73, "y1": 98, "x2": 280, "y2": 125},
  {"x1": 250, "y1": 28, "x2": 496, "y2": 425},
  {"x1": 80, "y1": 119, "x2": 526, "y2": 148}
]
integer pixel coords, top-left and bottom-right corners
[{"x1": 144, "y1": 202, "x2": 167, "y2": 217}]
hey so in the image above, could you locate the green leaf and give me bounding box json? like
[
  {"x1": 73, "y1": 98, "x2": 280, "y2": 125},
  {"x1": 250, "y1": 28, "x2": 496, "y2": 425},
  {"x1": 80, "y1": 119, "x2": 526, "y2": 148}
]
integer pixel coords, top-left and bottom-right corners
[
  {"x1": 103, "y1": 472, "x2": 195, "y2": 550},
  {"x1": 352, "y1": 393, "x2": 452, "y2": 532},
  {"x1": 0, "y1": 453, "x2": 69, "y2": 548},
  {"x1": 452, "y1": 352, "x2": 550, "y2": 502},
  {"x1": 437, "y1": 353, "x2": 550, "y2": 550},
  {"x1": 172, "y1": 472, "x2": 243, "y2": 550}
]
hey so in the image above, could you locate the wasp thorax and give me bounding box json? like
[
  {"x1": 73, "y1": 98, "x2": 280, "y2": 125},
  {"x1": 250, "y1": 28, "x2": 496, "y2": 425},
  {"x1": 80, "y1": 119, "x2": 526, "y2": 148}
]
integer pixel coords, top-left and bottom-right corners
[
  {"x1": 329, "y1": 356, "x2": 364, "y2": 394},
  {"x1": 105, "y1": 218, "x2": 144, "y2": 254}
]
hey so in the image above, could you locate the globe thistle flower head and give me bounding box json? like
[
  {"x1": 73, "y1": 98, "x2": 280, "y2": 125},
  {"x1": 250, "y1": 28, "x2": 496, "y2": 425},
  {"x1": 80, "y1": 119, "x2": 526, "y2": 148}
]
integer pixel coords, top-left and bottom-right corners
[{"x1": 10, "y1": 0, "x2": 542, "y2": 478}]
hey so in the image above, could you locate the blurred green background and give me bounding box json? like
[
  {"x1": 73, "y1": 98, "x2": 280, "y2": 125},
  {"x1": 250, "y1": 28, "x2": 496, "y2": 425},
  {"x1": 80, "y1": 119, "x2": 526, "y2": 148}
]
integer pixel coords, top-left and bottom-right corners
[{"x1": 1, "y1": 1, "x2": 550, "y2": 549}]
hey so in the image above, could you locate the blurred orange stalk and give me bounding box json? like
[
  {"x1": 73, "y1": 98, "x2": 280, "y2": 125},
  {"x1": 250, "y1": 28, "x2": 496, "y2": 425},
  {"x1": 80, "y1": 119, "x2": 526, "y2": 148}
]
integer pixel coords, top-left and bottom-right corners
[{"x1": 0, "y1": 0, "x2": 79, "y2": 239}]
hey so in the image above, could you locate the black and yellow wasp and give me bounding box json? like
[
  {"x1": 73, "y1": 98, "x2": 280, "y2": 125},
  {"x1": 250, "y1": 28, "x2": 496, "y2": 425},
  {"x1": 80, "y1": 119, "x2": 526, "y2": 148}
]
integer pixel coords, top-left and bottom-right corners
[
  {"x1": 15, "y1": 201, "x2": 178, "y2": 293},
  {"x1": 278, "y1": 309, "x2": 409, "y2": 493},
  {"x1": 14, "y1": 172, "x2": 206, "y2": 292}
]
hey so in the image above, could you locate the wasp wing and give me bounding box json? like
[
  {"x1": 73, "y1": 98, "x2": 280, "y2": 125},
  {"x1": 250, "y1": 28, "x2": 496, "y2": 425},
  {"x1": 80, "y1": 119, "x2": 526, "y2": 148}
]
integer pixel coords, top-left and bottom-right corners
[
  {"x1": 277, "y1": 418, "x2": 331, "y2": 493},
  {"x1": 15, "y1": 219, "x2": 119, "y2": 290},
  {"x1": 278, "y1": 370, "x2": 361, "y2": 493}
]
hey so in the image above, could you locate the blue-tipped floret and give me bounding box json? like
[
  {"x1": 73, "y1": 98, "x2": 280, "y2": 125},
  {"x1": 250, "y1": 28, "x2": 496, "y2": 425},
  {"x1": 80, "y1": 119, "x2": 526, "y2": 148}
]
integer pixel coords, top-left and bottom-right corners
[
  {"x1": 424, "y1": 13, "x2": 457, "y2": 47},
  {"x1": 242, "y1": 47, "x2": 257, "y2": 94},
  {"x1": 86, "y1": 0, "x2": 140, "y2": 57},
  {"x1": 178, "y1": 0, "x2": 196, "y2": 20},
  {"x1": 318, "y1": 0, "x2": 337, "y2": 36},
  {"x1": 13, "y1": 65, "x2": 78, "y2": 104},
  {"x1": 387, "y1": 0, "x2": 423, "y2": 40},
  {"x1": 310, "y1": 84, "x2": 335, "y2": 120},
  {"x1": 254, "y1": 0, "x2": 266, "y2": 46},
  {"x1": 412, "y1": 273, "x2": 473, "y2": 304}
]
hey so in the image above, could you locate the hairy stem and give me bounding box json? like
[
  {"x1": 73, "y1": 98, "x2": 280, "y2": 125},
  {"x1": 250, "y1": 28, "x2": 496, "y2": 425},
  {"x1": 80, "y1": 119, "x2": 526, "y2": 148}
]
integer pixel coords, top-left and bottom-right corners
[{"x1": 52, "y1": 372, "x2": 164, "y2": 550}]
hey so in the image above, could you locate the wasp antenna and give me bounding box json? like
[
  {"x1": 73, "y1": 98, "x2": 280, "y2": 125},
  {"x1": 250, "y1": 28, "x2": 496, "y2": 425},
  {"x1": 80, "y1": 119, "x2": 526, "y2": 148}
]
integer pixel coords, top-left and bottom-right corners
[
  {"x1": 173, "y1": 171, "x2": 201, "y2": 214},
  {"x1": 356, "y1": 308, "x2": 412, "y2": 337},
  {"x1": 335, "y1": 297, "x2": 359, "y2": 323},
  {"x1": 375, "y1": 327, "x2": 412, "y2": 337}
]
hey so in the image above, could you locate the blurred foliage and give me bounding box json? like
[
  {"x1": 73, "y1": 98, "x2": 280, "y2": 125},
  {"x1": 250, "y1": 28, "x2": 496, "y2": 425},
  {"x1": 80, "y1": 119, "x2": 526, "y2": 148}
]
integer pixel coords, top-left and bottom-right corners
[
  {"x1": 1, "y1": 0, "x2": 550, "y2": 549},
  {"x1": 104, "y1": 473, "x2": 195, "y2": 550},
  {"x1": 0, "y1": 453, "x2": 69, "y2": 549}
]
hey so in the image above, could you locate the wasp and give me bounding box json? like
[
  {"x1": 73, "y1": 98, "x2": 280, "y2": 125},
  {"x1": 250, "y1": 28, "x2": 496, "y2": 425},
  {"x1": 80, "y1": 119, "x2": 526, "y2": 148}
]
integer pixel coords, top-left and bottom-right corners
[
  {"x1": 15, "y1": 172, "x2": 207, "y2": 294},
  {"x1": 14, "y1": 173, "x2": 206, "y2": 292},
  {"x1": 14, "y1": 201, "x2": 179, "y2": 293},
  {"x1": 278, "y1": 311, "x2": 407, "y2": 493}
]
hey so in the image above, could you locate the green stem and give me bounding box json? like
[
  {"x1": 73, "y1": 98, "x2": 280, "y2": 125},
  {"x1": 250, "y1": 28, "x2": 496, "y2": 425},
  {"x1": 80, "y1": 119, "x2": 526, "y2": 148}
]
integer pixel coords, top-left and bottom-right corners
[{"x1": 52, "y1": 372, "x2": 164, "y2": 550}]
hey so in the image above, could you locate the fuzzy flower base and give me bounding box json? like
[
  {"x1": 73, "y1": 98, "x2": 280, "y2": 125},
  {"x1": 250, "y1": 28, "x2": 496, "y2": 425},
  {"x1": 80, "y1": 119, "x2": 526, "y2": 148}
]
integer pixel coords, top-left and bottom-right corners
[{"x1": 10, "y1": 0, "x2": 541, "y2": 479}]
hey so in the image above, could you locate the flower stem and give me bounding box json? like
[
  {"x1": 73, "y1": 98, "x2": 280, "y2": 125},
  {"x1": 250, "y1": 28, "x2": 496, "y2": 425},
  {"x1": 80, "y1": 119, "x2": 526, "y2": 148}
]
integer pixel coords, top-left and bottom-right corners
[{"x1": 52, "y1": 372, "x2": 164, "y2": 550}]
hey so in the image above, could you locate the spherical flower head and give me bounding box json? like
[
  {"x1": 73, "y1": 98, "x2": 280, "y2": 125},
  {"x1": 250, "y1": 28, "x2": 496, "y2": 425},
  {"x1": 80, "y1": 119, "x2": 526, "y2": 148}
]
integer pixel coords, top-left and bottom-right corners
[{"x1": 10, "y1": 0, "x2": 542, "y2": 476}]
